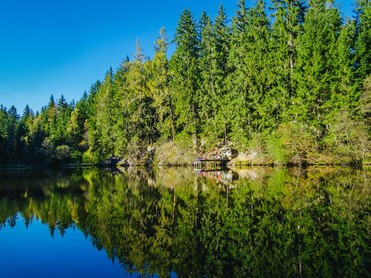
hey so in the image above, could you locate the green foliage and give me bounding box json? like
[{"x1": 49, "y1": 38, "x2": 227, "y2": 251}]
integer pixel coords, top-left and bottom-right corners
[
  {"x1": 0, "y1": 0, "x2": 370, "y2": 165},
  {"x1": 82, "y1": 147, "x2": 100, "y2": 164},
  {"x1": 360, "y1": 75, "x2": 371, "y2": 124},
  {"x1": 353, "y1": 0, "x2": 371, "y2": 92},
  {"x1": 170, "y1": 8, "x2": 200, "y2": 148},
  {"x1": 324, "y1": 108, "x2": 370, "y2": 163},
  {"x1": 149, "y1": 28, "x2": 175, "y2": 141},
  {"x1": 266, "y1": 131, "x2": 288, "y2": 164}
]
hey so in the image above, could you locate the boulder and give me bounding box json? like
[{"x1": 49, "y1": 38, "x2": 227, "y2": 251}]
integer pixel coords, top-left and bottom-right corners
[
  {"x1": 104, "y1": 156, "x2": 121, "y2": 166},
  {"x1": 204, "y1": 146, "x2": 238, "y2": 160},
  {"x1": 219, "y1": 146, "x2": 238, "y2": 160}
]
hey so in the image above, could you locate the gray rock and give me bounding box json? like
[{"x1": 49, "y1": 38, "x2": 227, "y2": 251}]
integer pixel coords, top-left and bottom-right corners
[
  {"x1": 104, "y1": 156, "x2": 121, "y2": 166},
  {"x1": 200, "y1": 146, "x2": 238, "y2": 161}
]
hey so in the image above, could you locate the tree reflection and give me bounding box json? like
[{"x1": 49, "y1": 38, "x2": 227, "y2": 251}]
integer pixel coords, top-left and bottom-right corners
[{"x1": 0, "y1": 167, "x2": 369, "y2": 277}]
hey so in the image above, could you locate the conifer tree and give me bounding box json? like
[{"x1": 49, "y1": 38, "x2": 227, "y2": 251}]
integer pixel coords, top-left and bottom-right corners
[
  {"x1": 295, "y1": 0, "x2": 342, "y2": 129},
  {"x1": 0, "y1": 105, "x2": 9, "y2": 163},
  {"x1": 44, "y1": 95, "x2": 56, "y2": 136},
  {"x1": 95, "y1": 68, "x2": 117, "y2": 158},
  {"x1": 271, "y1": 0, "x2": 306, "y2": 120},
  {"x1": 114, "y1": 56, "x2": 131, "y2": 153},
  {"x1": 226, "y1": 0, "x2": 251, "y2": 143},
  {"x1": 197, "y1": 10, "x2": 213, "y2": 139},
  {"x1": 199, "y1": 6, "x2": 231, "y2": 145},
  {"x1": 55, "y1": 95, "x2": 71, "y2": 143},
  {"x1": 68, "y1": 92, "x2": 88, "y2": 148},
  {"x1": 353, "y1": 0, "x2": 371, "y2": 96},
  {"x1": 126, "y1": 39, "x2": 155, "y2": 146},
  {"x1": 83, "y1": 81, "x2": 101, "y2": 162},
  {"x1": 332, "y1": 19, "x2": 358, "y2": 112},
  {"x1": 18, "y1": 105, "x2": 34, "y2": 158},
  {"x1": 170, "y1": 9, "x2": 200, "y2": 148},
  {"x1": 149, "y1": 28, "x2": 175, "y2": 141},
  {"x1": 6, "y1": 106, "x2": 19, "y2": 162},
  {"x1": 244, "y1": 0, "x2": 274, "y2": 132}
]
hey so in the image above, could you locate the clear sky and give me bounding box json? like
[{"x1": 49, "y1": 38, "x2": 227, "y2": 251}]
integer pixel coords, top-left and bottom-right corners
[{"x1": 0, "y1": 0, "x2": 355, "y2": 114}]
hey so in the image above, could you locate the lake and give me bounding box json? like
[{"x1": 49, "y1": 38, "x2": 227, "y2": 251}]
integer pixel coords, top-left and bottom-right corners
[{"x1": 0, "y1": 166, "x2": 369, "y2": 277}]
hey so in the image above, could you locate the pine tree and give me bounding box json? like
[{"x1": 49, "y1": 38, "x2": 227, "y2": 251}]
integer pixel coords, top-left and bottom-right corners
[
  {"x1": 332, "y1": 19, "x2": 358, "y2": 112},
  {"x1": 244, "y1": 0, "x2": 274, "y2": 132},
  {"x1": 44, "y1": 95, "x2": 57, "y2": 137},
  {"x1": 271, "y1": 0, "x2": 306, "y2": 120},
  {"x1": 126, "y1": 39, "x2": 155, "y2": 146},
  {"x1": 170, "y1": 9, "x2": 200, "y2": 148},
  {"x1": 226, "y1": 0, "x2": 251, "y2": 144},
  {"x1": 55, "y1": 94, "x2": 71, "y2": 143},
  {"x1": 6, "y1": 106, "x2": 19, "y2": 162},
  {"x1": 95, "y1": 68, "x2": 117, "y2": 158},
  {"x1": 0, "y1": 105, "x2": 9, "y2": 163},
  {"x1": 294, "y1": 0, "x2": 342, "y2": 130},
  {"x1": 353, "y1": 0, "x2": 371, "y2": 97},
  {"x1": 198, "y1": 11, "x2": 215, "y2": 142},
  {"x1": 149, "y1": 28, "x2": 175, "y2": 141},
  {"x1": 114, "y1": 56, "x2": 131, "y2": 154},
  {"x1": 68, "y1": 92, "x2": 88, "y2": 147},
  {"x1": 198, "y1": 6, "x2": 231, "y2": 146},
  {"x1": 84, "y1": 80, "x2": 101, "y2": 162},
  {"x1": 18, "y1": 105, "x2": 34, "y2": 159}
]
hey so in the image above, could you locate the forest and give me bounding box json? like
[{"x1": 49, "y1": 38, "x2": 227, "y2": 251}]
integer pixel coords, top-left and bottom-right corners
[{"x1": 0, "y1": 0, "x2": 370, "y2": 165}]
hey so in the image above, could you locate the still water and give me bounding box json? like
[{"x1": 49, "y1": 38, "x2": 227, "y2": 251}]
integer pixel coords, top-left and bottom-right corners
[{"x1": 0, "y1": 166, "x2": 369, "y2": 277}]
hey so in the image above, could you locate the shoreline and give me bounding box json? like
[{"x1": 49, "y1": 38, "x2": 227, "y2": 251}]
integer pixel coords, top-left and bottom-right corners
[{"x1": 0, "y1": 161, "x2": 369, "y2": 170}]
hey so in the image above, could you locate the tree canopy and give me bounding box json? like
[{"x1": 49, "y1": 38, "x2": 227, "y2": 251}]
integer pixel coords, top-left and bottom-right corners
[{"x1": 0, "y1": 0, "x2": 369, "y2": 165}]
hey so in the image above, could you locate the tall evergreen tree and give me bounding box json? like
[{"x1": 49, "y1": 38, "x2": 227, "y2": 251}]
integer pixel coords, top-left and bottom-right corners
[
  {"x1": 0, "y1": 105, "x2": 9, "y2": 163},
  {"x1": 295, "y1": 0, "x2": 342, "y2": 129},
  {"x1": 244, "y1": 0, "x2": 274, "y2": 132},
  {"x1": 226, "y1": 0, "x2": 251, "y2": 144},
  {"x1": 149, "y1": 28, "x2": 175, "y2": 141},
  {"x1": 199, "y1": 6, "x2": 231, "y2": 145},
  {"x1": 18, "y1": 105, "x2": 34, "y2": 158},
  {"x1": 6, "y1": 106, "x2": 19, "y2": 162},
  {"x1": 197, "y1": 10, "x2": 213, "y2": 140},
  {"x1": 95, "y1": 68, "x2": 117, "y2": 158},
  {"x1": 114, "y1": 56, "x2": 132, "y2": 153},
  {"x1": 332, "y1": 19, "x2": 358, "y2": 112},
  {"x1": 271, "y1": 0, "x2": 306, "y2": 120},
  {"x1": 353, "y1": 0, "x2": 371, "y2": 96},
  {"x1": 170, "y1": 9, "x2": 200, "y2": 148},
  {"x1": 126, "y1": 39, "x2": 155, "y2": 146}
]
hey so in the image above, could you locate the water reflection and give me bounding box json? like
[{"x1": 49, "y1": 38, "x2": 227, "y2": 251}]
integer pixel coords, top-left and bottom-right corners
[{"x1": 0, "y1": 166, "x2": 369, "y2": 277}]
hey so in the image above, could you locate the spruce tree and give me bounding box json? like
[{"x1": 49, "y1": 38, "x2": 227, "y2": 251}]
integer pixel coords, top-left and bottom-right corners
[
  {"x1": 294, "y1": 0, "x2": 342, "y2": 130},
  {"x1": 244, "y1": 0, "x2": 274, "y2": 132},
  {"x1": 197, "y1": 10, "x2": 214, "y2": 141},
  {"x1": 271, "y1": 0, "x2": 306, "y2": 121},
  {"x1": 149, "y1": 28, "x2": 175, "y2": 141},
  {"x1": 114, "y1": 56, "x2": 131, "y2": 153},
  {"x1": 197, "y1": 9, "x2": 232, "y2": 145},
  {"x1": 353, "y1": 0, "x2": 371, "y2": 97},
  {"x1": 332, "y1": 19, "x2": 358, "y2": 112},
  {"x1": 126, "y1": 39, "x2": 154, "y2": 146},
  {"x1": 170, "y1": 9, "x2": 201, "y2": 148},
  {"x1": 0, "y1": 105, "x2": 9, "y2": 163},
  {"x1": 95, "y1": 68, "x2": 117, "y2": 158},
  {"x1": 226, "y1": 0, "x2": 251, "y2": 144},
  {"x1": 6, "y1": 106, "x2": 19, "y2": 162}
]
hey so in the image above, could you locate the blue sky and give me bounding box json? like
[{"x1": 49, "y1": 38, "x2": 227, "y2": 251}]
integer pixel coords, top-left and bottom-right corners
[{"x1": 0, "y1": 0, "x2": 355, "y2": 114}]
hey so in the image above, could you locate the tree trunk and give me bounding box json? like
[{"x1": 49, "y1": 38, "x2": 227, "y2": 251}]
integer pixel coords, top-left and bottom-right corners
[{"x1": 224, "y1": 122, "x2": 227, "y2": 146}]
